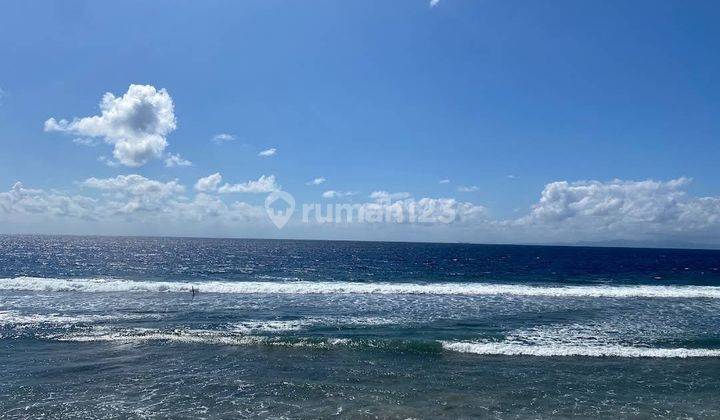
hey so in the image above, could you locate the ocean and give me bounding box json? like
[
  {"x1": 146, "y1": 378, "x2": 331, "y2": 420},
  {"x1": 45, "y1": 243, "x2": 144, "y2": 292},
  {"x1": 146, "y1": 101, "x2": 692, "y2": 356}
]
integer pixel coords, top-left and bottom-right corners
[{"x1": 2, "y1": 235, "x2": 720, "y2": 418}]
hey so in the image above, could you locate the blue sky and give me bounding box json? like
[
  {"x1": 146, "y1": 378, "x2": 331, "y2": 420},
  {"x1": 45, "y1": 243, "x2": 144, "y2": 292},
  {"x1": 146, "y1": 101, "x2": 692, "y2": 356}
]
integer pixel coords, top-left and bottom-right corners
[{"x1": 1, "y1": 0, "x2": 720, "y2": 245}]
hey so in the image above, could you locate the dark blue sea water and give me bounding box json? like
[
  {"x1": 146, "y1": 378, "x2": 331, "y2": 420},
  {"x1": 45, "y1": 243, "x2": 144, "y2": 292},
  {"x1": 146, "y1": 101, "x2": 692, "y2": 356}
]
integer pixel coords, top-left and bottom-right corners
[{"x1": 2, "y1": 235, "x2": 720, "y2": 418}]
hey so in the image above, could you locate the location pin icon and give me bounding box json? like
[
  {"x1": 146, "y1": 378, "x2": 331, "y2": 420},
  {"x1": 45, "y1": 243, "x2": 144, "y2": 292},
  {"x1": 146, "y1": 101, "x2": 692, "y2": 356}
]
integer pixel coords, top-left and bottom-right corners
[{"x1": 265, "y1": 190, "x2": 295, "y2": 229}]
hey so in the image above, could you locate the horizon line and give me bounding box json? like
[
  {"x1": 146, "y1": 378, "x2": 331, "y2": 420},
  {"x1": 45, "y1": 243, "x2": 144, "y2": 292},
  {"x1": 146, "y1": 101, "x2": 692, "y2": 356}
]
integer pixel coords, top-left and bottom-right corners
[{"x1": 1, "y1": 232, "x2": 719, "y2": 252}]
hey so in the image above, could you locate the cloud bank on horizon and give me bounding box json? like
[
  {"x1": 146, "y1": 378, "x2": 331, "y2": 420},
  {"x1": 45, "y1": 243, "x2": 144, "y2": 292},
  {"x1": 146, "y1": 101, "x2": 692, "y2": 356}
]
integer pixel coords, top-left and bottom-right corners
[
  {"x1": 2, "y1": 171, "x2": 720, "y2": 246},
  {"x1": 0, "y1": 82, "x2": 715, "y2": 246}
]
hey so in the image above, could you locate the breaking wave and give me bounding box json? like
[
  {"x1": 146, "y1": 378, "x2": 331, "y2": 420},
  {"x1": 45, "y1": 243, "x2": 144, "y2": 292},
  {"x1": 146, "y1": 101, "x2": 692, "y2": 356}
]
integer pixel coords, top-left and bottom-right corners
[
  {"x1": 0, "y1": 310, "x2": 153, "y2": 326},
  {"x1": 41, "y1": 327, "x2": 720, "y2": 358},
  {"x1": 3, "y1": 276, "x2": 720, "y2": 298},
  {"x1": 441, "y1": 341, "x2": 720, "y2": 358}
]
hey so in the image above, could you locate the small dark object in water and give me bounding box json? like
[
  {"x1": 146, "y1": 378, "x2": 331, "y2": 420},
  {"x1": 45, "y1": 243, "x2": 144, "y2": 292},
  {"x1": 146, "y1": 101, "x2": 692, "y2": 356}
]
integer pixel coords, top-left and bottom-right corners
[{"x1": 191, "y1": 286, "x2": 197, "y2": 297}]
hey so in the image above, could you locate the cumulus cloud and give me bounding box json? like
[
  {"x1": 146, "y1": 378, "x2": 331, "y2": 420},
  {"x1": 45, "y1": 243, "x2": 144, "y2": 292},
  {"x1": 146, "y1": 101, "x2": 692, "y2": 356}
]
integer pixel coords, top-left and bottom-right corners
[
  {"x1": 44, "y1": 84, "x2": 177, "y2": 167},
  {"x1": 457, "y1": 185, "x2": 479, "y2": 192},
  {"x1": 218, "y1": 175, "x2": 279, "y2": 194},
  {"x1": 509, "y1": 177, "x2": 720, "y2": 243},
  {"x1": 82, "y1": 175, "x2": 185, "y2": 213},
  {"x1": 258, "y1": 148, "x2": 277, "y2": 157},
  {"x1": 168, "y1": 193, "x2": 265, "y2": 224},
  {"x1": 306, "y1": 177, "x2": 326, "y2": 186},
  {"x1": 211, "y1": 133, "x2": 235, "y2": 143},
  {"x1": 164, "y1": 153, "x2": 192, "y2": 167},
  {"x1": 0, "y1": 177, "x2": 270, "y2": 230},
  {"x1": 522, "y1": 178, "x2": 690, "y2": 225},
  {"x1": 0, "y1": 182, "x2": 97, "y2": 220},
  {"x1": 195, "y1": 173, "x2": 223, "y2": 192},
  {"x1": 4, "y1": 175, "x2": 720, "y2": 245}
]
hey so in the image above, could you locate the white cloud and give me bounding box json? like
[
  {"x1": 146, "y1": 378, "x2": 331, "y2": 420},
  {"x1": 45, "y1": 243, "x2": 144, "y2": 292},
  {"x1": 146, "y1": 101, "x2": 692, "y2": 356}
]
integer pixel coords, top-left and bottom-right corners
[
  {"x1": 458, "y1": 185, "x2": 479, "y2": 192},
  {"x1": 212, "y1": 133, "x2": 235, "y2": 143},
  {"x1": 79, "y1": 175, "x2": 266, "y2": 221},
  {"x1": 82, "y1": 174, "x2": 184, "y2": 201},
  {"x1": 164, "y1": 153, "x2": 192, "y2": 167},
  {"x1": 508, "y1": 177, "x2": 720, "y2": 243},
  {"x1": 0, "y1": 177, "x2": 268, "y2": 229},
  {"x1": 412, "y1": 198, "x2": 486, "y2": 224},
  {"x1": 507, "y1": 175, "x2": 518, "y2": 180},
  {"x1": 439, "y1": 179, "x2": 450, "y2": 184},
  {"x1": 258, "y1": 148, "x2": 277, "y2": 157},
  {"x1": 4, "y1": 175, "x2": 720, "y2": 246},
  {"x1": 195, "y1": 173, "x2": 223, "y2": 192},
  {"x1": 218, "y1": 175, "x2": 279, "y2": 194},
  {"x1": 1, "y1": 179, "x2": 485, "y2": 232},
  {"x1": 322, "y1": 190, "x2": 357, "y2": 198},
  {"x1": 0, "y1": 182, "x2": 97, "y2": 220},
  {"x1": 430, "y1": 0, "x2": 440, "y2": 7},
  {"x1": 44, "y1": 84, "x2": 177, "y2": 167},
  {"x1": 167, "y1": 192, "x2": 265, "y2": 223},
  {"x1": 369, "y1": 191, "x2": 411, "y2": 202},
  {"x1": 306, "y1": 177, "x2": 326, "y2": 186},
  {"x1": 522, "y1": 178, "x2": 690, "y2": 224}
]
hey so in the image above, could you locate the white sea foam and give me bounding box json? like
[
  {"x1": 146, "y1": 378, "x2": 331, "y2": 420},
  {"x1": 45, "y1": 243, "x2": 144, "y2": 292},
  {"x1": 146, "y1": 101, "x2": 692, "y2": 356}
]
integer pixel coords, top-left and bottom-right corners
[
  {"x1": 2, "y1": 276, "x2": 720, "y2": 298},
  {"x1": 441, "y1": 321, "x2": 720, "y2": 358},
  {"x1": 230, "y1": 317, "x2": 403, "y2": 333},
  {"x1": 231, "y1": 320, "x2": 313, "y2": 334},
  {"x1": 0, "y1": 310, "x2": 150, "y2": 326},
  {"x1": 441, "y1": 341, "x2": 720, "y2": 358},
  {"x1": 49, "y1": 326, "x2": 720, "y2": 358},
  {"x1": 54, "y1": 328, "x2": 352, "y2": 349}
]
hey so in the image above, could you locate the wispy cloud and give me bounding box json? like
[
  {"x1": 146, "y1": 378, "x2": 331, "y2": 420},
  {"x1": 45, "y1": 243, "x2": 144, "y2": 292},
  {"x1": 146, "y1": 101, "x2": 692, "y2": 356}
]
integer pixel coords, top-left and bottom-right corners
[
  {"x1": 306, "y1": 177, "x2": 326, "y2": 186},
  {"x1": 458, "y1": 185, "x2": 479, "y2": 192},
  {"x1": 322, "y1": 190, "x2": 357, "y2": 198},
  {"x1": 211, "y1": 133, "x2": 235, "y2": 143},
  {"x1": 72, "y1": 138, "x2": 98, "y2": 147},
  {"x1": 430, "y1": 0, "x2": 441, "y2": 8},
  {"x1": 439, "y1": 179, "x2": 450, "y2": 184},
  {"x1": 97, "y1": 156, "x2": 120, "y2": 167},
  {"x1": 258, "y1": 148, "x2": 277, "y2": 157}
]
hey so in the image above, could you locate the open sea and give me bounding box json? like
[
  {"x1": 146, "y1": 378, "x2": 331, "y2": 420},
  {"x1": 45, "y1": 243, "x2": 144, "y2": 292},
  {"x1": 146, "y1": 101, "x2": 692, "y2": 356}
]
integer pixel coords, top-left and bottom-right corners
[{"x1": 2, "y1": 235, "x2": 720, "y2": 418}]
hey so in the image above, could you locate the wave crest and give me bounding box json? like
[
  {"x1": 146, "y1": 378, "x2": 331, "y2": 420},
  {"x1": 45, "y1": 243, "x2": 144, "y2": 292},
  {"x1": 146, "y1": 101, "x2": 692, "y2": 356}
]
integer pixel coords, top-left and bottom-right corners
[
  {"x1": 441, "y1": 341, "x2": 720, "y2": 358},
  {"x1": 3, "y1": 277, "x2": 720, "y2": 298}
]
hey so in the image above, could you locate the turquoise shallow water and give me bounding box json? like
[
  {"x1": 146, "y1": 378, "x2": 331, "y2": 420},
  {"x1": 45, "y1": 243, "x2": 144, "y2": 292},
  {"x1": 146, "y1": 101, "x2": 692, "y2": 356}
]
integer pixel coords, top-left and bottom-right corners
[{"x1": 2, "y1": 236, "x2": 720, "y2": 418}]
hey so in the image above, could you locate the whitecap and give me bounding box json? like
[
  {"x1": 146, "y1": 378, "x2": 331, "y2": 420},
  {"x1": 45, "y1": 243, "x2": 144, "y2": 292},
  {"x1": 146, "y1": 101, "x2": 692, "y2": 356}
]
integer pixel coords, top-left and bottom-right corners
[
  {"x1": 441, "y1": 341, "x2": 720, "y2": 358},
  {"x1": 3, "y1": 276, "x2": 720, "y2": 299}
]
